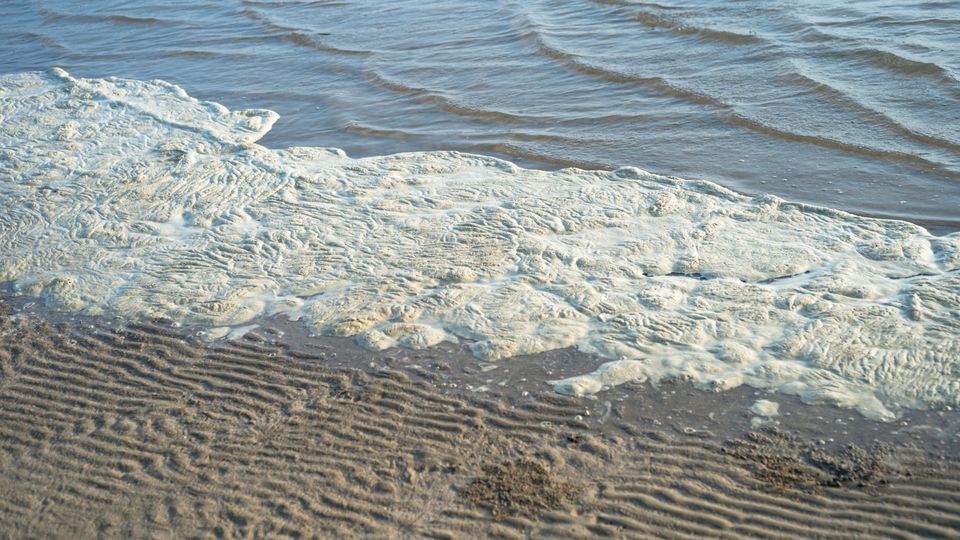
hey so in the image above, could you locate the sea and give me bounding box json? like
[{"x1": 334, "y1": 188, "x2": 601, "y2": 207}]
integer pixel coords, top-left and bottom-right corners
[{"x1": 1, "y1": 0, "x2": 958, "y2": 231}]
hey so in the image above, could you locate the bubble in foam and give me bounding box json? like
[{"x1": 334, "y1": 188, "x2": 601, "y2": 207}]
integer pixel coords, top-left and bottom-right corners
[{"x1": 1, "y1": 69, "x2": 959, "y2": 421}]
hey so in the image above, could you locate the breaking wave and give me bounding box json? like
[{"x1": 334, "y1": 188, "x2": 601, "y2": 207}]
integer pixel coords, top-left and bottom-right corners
[{"x1": 1, "y1": 69, "x2": 959, "y2": 420}]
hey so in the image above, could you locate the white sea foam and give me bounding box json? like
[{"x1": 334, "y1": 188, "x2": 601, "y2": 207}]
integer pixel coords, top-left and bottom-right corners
[
  {"x1": 1, "y1": 69, "x2": 958, "y2": 420},
  {"x1": 750, "y1": 400, "x2": 780, "y2": 418},
  {"x1": 749, "y1": 399, "x2": 780, "y2": 427}
]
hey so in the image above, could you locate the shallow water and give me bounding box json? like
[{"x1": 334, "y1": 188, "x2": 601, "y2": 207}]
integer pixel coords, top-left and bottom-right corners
[{"x1": 1, "y1": 0, "x2": 958, "y2": 232}]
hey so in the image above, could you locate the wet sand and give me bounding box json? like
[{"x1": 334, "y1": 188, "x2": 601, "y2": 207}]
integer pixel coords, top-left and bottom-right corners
[{"x1": 2, "y1": 300, "x2": 959, "y2": 538}]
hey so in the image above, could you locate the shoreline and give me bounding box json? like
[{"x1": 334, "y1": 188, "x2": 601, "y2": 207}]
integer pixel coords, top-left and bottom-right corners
[
  {"x1": 3, "y1": 69, "x2": 958, "y2": 424},
  {"x1": 10, "y1": 288, "x2": 960, "y2": 457},
  {"x1": 2, "y1": 299, "x2": 959, "y2": 537}
]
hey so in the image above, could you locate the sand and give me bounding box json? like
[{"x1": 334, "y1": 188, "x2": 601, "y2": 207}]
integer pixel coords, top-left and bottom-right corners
[{"x1": 1, "y1": 301, "x2": 959, "y2": 539}]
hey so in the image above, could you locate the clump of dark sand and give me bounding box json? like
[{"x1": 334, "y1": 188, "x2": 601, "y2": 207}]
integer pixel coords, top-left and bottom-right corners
[
  {"x1": 463, "y1": 458, "x2": 581, "y2": 519},
  {"x1": 722, "y1": 427, "x2": 898, "y2": 491}
]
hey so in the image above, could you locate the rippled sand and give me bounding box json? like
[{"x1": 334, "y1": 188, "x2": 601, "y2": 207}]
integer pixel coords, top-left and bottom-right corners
[{"x1": 2, "y1": 304, "x2": 959, "y2": 538}]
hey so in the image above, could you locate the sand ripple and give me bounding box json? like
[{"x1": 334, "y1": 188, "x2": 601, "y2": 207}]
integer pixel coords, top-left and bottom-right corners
[{"x1": 1, "y1": 309, "x2": 959, "y2": 537}]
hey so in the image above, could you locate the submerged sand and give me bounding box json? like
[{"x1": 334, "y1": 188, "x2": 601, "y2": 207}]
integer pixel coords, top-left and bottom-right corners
[{"x1": 1, "y1": 303, "x2": 959, "y2": 538}]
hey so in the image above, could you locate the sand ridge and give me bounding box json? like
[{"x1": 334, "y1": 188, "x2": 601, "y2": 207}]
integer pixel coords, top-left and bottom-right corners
[{"x1": 1, "y1": 305, "x2": 959, "y2": 538}]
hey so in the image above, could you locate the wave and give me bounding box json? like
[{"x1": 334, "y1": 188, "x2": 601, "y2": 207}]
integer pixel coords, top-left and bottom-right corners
[
  {"x1": 788, "y1": 17, "x2": 960, "y2": 93},
  {"x1": 810, "y1": 13, "x2": 960, "y2": 28},
  {"x1": 517, "y1": 21, "x2": 960, "y2": 179},
  {"x1": 1, "y1": 69, "x2": 959, "y2": 422},
  {"x1": 360, "y1": 71, "x2": 541, "y2": 124},
  {"x1": 104, "y1": 15, "x2": 167, "y2": 25},
  {"x1": 161, "y1": 49, "x2": 256, "y2": 61},
  {"x1": 862, "y1": 48, "x2": 956, "y2": 79},
  {"x1": 13, "y1": 32, "x2": 67, "y2": 51},
  {"x1": 816, "y1": 43, "x2": 960, "y2": 94},
  {"x1": 589, "y1": 0, "x2": 766, "y2": 46},
  {"x1": 786, "y1": 66, "x2": 960, "y2": 153},
  {"x1": 37, "y1": 8, "x2": 177, "y2": 27},
  {"x1": 238, "y1": 8, "x2": 373, "y2": 57}
]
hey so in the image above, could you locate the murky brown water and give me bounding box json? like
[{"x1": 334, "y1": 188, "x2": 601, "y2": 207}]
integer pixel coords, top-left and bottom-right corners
[{"x1": 1, "y1": 0, "x2": 958, "y2": 232}]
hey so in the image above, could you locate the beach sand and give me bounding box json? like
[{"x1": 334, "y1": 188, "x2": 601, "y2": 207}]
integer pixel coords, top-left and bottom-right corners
[{"x1": 1, "y1": 301, "x2": 959, "y2": 538}]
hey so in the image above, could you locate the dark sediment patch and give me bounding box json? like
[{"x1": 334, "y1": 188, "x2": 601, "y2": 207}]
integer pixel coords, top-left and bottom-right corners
[
  {"x1": 722, "y1": 427, "x2": 899, "y2": 491},
  {"x1": 463, "y1": 457, "x2": 582, "y2": 519}
]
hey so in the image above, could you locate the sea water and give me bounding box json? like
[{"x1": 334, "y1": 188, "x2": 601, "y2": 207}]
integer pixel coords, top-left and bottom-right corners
[{"x1": 1, "y1": 0, "x2": 958, "y2": 230}]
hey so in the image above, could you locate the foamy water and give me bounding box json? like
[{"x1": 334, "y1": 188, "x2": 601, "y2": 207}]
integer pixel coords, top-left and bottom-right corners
[
  {"x1": 2, "y1": 69, "x2": 958, "y2": 420},
  {"x1": 1, "y1": 0, "x2": 959, "y2": 232}
]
